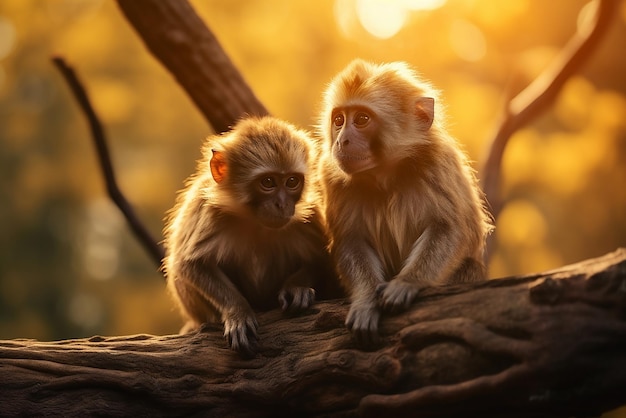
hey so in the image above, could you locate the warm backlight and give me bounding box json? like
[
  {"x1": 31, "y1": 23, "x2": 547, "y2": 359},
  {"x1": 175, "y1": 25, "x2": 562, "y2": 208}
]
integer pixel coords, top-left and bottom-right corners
[{"x1": 335, "y1": 0, "x2": 446, "y2": 39}]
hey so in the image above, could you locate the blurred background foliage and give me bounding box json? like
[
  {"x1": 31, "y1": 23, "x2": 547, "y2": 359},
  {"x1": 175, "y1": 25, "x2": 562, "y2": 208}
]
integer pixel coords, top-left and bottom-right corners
[{"x1": 0, "y1": 0, "x2": 624, "y2": 340}]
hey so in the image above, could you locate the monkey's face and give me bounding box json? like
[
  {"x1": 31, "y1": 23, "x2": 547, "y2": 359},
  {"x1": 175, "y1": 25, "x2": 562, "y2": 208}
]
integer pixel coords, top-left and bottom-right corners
[
  {"x1": 322, "y1": 60, "x2": 438, "y2": 176},
  {"x1": 330, "y1": 105, "x2": 380, "y2": 174},
  {"x1": 248, "y1": 172, "x2": 305, "y2": 228},
  {"x1": 207, "y1": 117, "x2": 315, "y2": 227}
]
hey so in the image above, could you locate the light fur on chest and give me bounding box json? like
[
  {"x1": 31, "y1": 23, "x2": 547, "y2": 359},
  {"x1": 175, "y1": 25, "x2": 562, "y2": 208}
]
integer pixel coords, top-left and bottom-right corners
[{"x1": 360, "y1": 191, "x2": 427, "y2": 275}]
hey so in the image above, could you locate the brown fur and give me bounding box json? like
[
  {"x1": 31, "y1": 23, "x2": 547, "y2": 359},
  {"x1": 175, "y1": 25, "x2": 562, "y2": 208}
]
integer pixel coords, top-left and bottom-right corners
[
  {"x1": 163, "y1": 116, "x2": 337, "y2": 356},
  {"x1": 318, "y1": 60, "x2": 494, "y2": 343}
]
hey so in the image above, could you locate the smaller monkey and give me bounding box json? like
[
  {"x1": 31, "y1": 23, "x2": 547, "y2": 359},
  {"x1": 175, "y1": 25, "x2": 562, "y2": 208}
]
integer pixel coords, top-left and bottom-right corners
[
  {"x1": 163, "y1": 116, "x2": 335, "y2": 356},
  {"x1": 319, "y1": 60, "x2": 494, "y2": 344}
]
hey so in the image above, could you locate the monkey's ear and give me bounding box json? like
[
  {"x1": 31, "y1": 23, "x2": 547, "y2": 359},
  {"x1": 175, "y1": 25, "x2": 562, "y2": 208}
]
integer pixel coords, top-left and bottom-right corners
[
  {"x1": 210, "y1": 150, "x2": 227, "y2": 183},
  {"x1": 415, "y1": 97, "x2": 435, "y2": 130}
]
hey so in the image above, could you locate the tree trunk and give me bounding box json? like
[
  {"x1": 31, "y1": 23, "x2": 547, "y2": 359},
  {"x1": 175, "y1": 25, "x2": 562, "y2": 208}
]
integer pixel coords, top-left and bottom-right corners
[
  {"x1": 115, "y1": 0, "x2": 269, "y2": 134},
  {"x1": 2, "y1": 249, "x2": 625, "y2": 417}
]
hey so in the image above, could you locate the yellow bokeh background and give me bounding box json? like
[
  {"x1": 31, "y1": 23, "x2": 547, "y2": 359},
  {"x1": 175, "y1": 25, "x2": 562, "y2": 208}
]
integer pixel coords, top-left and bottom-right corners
[{"x1": 0, "y1": 0, "x2": 625, "y2": 343}]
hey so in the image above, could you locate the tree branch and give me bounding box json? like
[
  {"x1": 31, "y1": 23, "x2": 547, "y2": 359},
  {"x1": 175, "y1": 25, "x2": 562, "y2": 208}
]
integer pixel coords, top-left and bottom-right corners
[
  {"x1": 52, "y1": 0, "x2": 274, "y2": 270},
  {"x1": 481, "y1": 0, "x2": 618, "y2": 222},
  {"x1": 115, "y1": 0, "x2": 269, "y2": 133},
  {"x1": 52, "y1": 56, "x2": 165, "y2": 268},
  {"x1": 2, "y1": 249, "x2": 625, "y2": 417}
]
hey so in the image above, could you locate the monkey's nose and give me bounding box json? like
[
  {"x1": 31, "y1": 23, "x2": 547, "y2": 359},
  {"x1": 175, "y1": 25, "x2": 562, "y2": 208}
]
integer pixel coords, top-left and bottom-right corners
[{"x1": 337, "y1": 139, "x2": 350, "y2": 148}]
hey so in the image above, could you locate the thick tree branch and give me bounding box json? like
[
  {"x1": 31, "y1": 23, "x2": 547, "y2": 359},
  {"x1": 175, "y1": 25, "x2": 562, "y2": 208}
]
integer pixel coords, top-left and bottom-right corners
[
  {"x1": 115, "y1": 0, "x2": 269, "y2": 133},
  {"x1": 52, "y1": 56, "x2": 165, "y2": 268},
  {"x1": 481, "y1": 0, "x2": 618, "y2": 221},
  {"x1": 2, "y1": 249, "x2": 625, "y2": 417}
]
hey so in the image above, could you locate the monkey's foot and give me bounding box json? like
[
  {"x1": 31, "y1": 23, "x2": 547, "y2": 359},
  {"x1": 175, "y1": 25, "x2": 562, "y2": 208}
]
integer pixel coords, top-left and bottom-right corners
[
  {"x1": 345, "y1": 302, "x2": 381, "y2": 347},
  {"x1": 223, "y1": 314, "x2": 259, "y2": 358},
  {"x1": 279, "y1": 286, "x2": 315, "y2": 312},
  {"x1": 376, "y1": 280, "x2": 419, "y2": 313}
]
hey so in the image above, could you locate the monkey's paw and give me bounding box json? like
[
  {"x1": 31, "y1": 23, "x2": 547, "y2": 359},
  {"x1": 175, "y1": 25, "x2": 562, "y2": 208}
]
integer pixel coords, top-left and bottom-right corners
[
  {"x1": 279, "y1": 286, "x2": 315, "y2": 312},
  {"x1": 345, "y1": 303, "x2": 380, "y2": 346},
  {"x1": 223, "y1": 313, "x2": 259, "y2": 358},
  {"x1": 377, "y1": 280, "x2": 419, "y2": 313}
]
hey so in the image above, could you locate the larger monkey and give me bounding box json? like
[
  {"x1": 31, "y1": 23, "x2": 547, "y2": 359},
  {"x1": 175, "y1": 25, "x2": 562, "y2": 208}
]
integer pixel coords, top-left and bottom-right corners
[
  {"x1": 163, "y1": 116, "x2": 336, "y2": 356},
  {"x1": 319, "y1": 60, "x2": 493, "y2": 344}
]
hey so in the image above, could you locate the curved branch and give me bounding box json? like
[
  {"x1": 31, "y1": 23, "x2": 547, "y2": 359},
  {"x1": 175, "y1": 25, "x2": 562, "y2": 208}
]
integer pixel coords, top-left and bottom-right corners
[
  {"x1": 481, "y1": 0, "x2": 618, "y2": 221},
  {"x1": 52, "y1": 56, "x2": 165, "y2": 268}
]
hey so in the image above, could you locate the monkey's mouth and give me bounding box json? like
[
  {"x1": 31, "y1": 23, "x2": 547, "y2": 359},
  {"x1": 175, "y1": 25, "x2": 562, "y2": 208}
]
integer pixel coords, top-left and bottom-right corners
[
  {"x1": 259, "y1": 215, "x2": 292, "y2": 229},
  {"x1": 335, "y1": 152, "x2": 375, "y2": 174},
  {"x1": 336, "y1": 152, "x2": 370, "y2": 161}
]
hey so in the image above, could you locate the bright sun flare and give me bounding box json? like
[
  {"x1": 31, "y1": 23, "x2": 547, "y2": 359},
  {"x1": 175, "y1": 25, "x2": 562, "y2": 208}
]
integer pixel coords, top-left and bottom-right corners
[{"x1": 347, "y1": 0, "x2": 446, "y2": 39}]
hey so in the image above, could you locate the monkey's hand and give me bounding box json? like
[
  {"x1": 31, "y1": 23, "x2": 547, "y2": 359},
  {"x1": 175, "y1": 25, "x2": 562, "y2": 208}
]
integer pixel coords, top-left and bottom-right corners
[
  {"x1": 223, "y1": 310, "x2": 259, "y2": 358},
  {"x1": 376, "y1": 279, "x2": 420, "y2": 313},
  {"x1": 279, "y1": 286, "x2": 315, "y2": 312},
  {"x1": 345, "y1": 301, "x2": 380, "y2": 346}
]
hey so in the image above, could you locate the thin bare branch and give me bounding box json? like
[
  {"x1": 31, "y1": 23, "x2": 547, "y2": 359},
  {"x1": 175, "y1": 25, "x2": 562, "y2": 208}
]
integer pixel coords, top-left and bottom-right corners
[
  {"x1": 481, "y1": 0, "x2": 618, "y2": 222},
  {"x1": 52, "y1": 56, "x2": 165, "y2": 269}
]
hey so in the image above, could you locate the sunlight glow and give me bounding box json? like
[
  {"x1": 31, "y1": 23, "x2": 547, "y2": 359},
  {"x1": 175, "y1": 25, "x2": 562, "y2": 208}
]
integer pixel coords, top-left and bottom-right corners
[
  {"x1": 449, "y1": 19, "x2": 486, "y2": 62},
  {"x1": 335, "y1": 0, "x2": 446, "y2": 40},
  {"x1": 403, "y1": 0, "x2": 446, "y2": 11},
  {"x1": 334, "y1": 0, "x2": 361, "y2": 39},
  {"x1": 356, "y1": 0, "x2": 406, "y2": 39},
  {"x1": 498, "y1": 200, "x2": 548, "y2": 247},
  {"x1": 0, "y1": 17, "x2": 16, "y2": 60},
  {"x1": 472, "y1": 0, "x2": 529, "y2": 29}
]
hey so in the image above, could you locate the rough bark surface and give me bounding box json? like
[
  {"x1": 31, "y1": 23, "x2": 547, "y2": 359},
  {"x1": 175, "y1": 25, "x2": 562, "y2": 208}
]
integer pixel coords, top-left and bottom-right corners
[
  {"x1": 2, "y1": 249, "x2": 625, "y2": 417},
  {"x1": 116, "y1": 0, "x2": 269, "y2": 134}
]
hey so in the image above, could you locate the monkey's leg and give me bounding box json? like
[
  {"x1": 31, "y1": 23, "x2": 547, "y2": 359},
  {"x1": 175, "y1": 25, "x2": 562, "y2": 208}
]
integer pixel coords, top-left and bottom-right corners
[
  {"x1": 172, "y1": 280, "x2": 221, "y2": 332},
  {"x1": 447, "y1": 257, "x2": 487, "y2": 284},
  {"x1": 179, "y1": 259, "x2": 259, "y2": 357},
  {"x1": 336, "y1": 240, "x2": 386, "y2": 346}
]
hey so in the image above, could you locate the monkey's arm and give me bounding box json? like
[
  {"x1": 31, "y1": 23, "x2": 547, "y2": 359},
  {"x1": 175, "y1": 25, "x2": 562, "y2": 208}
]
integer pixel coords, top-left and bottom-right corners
[
  {"x1": 335, "y1": 237, "x2": 386, "y2": 345},
  {"x1": 379, "y1": 220, "x2": 465, "y2": 312},
  {"x1": 178, "y1": 258, "x2": 259, "y2": 356}
]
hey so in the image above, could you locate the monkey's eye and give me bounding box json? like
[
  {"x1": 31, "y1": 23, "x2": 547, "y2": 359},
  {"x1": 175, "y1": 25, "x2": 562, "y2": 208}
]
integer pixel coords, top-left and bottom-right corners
[
  {"x1": 333, "y1": 113, "x2": 345, "y2": 127},
  {"x1": 285, "y1": 175, "x2": 302, "y2": 190},
  {"x1": 260, "y1": 176, "x2": 277, "y2": 190},
  {"x1": 354, "y1": 112, "x2": 370, "y2": 127}
]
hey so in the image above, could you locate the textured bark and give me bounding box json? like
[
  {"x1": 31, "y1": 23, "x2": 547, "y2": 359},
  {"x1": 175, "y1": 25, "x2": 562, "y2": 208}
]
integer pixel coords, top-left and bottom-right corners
[
  {"x1": 2, "y1": 249, "x2": 625, "y2": 417},
  {"x1": 115, "y1": 0, "x2": 269, "y2": 134}
]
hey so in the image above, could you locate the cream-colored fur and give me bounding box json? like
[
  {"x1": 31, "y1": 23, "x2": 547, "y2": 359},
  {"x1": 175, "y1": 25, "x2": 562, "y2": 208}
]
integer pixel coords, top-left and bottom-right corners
[
  {"x1": 163, "y1": 116, "x2": 334, "y2": 355},
  {"x1": 318, "y1": 60, "x2": 493, "y2": 342}
]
